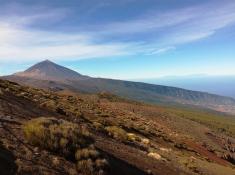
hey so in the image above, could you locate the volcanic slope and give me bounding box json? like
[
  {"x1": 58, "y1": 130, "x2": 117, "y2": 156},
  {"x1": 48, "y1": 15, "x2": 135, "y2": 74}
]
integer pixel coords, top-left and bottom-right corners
[{"x1": 0, "y1": 79, "x2": 235, "y2": 175}]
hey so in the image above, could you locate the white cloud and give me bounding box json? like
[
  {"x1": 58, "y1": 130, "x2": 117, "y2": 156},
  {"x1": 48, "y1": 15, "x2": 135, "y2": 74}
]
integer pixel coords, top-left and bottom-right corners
[
  {"x1": 0, "y1": 8, "x2": 134, "y2": 62},
  {"x1": 0, "y1": 0, "x2": 235, "y2": 63},
  {"x1": 0, "y1": 25, "x2": 134, "y2": 62}
]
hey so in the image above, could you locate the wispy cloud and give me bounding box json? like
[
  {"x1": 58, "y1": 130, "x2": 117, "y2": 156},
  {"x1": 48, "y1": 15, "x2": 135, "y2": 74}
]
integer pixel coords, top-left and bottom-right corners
[
  {"x1": 0, "y1": 26, "x2": 134, "y2": 62},
  {"x1": 0, "y1": 0, "x2": 235, "y2": 63},
  {"x1": 0, "y1": 3, "x2": 69, "y2": 27},
  {"x1": 95, "y1": 0, "x2": 235, "y2": 44},
  {"x1": 146, "y1": 46, "x2": 176, "y2": 55},
  {"x1": 96, "y1": 8, "x2": 196, "y2": 35},
  {"x1": 0, "y1": 4, "x2": 134, "y2": 63}
]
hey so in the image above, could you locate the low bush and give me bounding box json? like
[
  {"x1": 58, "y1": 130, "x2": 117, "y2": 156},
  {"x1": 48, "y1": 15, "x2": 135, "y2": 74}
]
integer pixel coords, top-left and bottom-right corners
[
  {"x1": 40, "y1": 100, "x2": 57, "y2": 110},
  {"x1": 127, "y1": 133, "x2": 141, "y2": 142},
  {"x1": 75, "y1": 145, "x2": 109, "y2": 175},
  {"x1": 23, "y1": 117, "x2": 108, "y2": 175},
  {"x1": 23, "y1": 117, "x2": 92, "y2": 156},
  {"x1": 93, "y1": 122, "x2": 104, "y2": 131},
  {"x1": 75, "y1": 146, "x2": 100, "y2": 160},
  {"x1": 105, "y1": 126, "x2": 128, "y2": 141}
]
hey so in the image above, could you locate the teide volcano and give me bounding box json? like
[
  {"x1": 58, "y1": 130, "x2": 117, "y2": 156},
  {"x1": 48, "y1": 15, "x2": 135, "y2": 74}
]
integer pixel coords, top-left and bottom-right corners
[
  {"x1": 14, "y1": 60, "x2": 89, "y2": 82},
  {"x1": 3, "y1": 60, "x2": 235, "y2": 114}
]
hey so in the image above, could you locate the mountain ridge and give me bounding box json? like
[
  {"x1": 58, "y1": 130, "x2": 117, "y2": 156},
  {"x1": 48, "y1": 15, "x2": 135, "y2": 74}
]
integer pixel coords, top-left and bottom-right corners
[
  {"x1": 136, "y1": 75, "x2": 235, "y2": 99},
  {"x1": 3, "y1": 60, "x2": 235, "y2": 114}
]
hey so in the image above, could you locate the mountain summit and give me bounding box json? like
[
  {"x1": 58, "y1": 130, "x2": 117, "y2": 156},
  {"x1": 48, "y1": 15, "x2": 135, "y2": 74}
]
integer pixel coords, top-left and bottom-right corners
[{"x1": 14, "y1": 60, "x2": 88, "y2": 81}]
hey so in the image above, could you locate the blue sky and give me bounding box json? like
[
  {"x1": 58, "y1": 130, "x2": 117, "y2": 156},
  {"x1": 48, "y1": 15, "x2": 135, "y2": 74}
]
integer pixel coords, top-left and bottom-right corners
[{"x1": 0, "y1": 0, "x2": 235, "y2": 79}]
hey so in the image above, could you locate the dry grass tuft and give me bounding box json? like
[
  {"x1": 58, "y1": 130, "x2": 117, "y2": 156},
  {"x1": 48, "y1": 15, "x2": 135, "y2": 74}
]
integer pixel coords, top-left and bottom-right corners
[
  {"x1": 105, "y1": 126, "x2": 128, "y2": 142},
  {"x1": 75, "y1": 146, "x2": 108, "y2": 175},
  {"x1": 23, "y1": 117, "x2": 109, "y2": 174},
  {"x1": 23, "y1": 117, "x2": 92, "y2": 156}
]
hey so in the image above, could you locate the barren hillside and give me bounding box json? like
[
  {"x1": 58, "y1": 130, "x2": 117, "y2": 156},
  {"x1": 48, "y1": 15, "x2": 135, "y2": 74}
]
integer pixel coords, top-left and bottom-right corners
[{"x1": 0, "y1": 79, "x2": 235, "y2": 175}]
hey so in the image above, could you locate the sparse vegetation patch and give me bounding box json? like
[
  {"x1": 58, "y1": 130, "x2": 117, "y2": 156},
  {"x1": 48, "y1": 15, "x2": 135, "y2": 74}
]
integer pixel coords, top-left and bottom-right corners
[{"x1": 23, "y1": 117, "x2": 109, "y2": 175}]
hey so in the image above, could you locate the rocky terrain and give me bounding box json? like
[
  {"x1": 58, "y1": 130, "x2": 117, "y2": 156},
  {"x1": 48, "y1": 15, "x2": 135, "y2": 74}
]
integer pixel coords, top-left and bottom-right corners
[{"x1": 0, "y1": 79, "x2": 235, "y2": 175}]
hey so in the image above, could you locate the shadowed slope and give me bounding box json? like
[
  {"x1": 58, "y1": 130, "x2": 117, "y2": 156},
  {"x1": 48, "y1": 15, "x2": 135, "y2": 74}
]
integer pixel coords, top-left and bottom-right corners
[{"x1": 0, "y1": 142, "x2": 17, "y2": 175}]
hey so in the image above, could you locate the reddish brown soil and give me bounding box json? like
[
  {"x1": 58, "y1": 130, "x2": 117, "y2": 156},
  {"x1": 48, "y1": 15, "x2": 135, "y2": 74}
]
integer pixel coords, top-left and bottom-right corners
[
  {"x1": 185, "y1": 140, "x2": 230, "y2": 166},
  {"x1": 96, "y1": 137, "x2": 190, "y2": 175},
  {"x1": 1, "y1": 79, "x2": 235, "y2": 175},
  {"x1": 0, "y1": 88, "x2": 184, "y2": 175}
]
